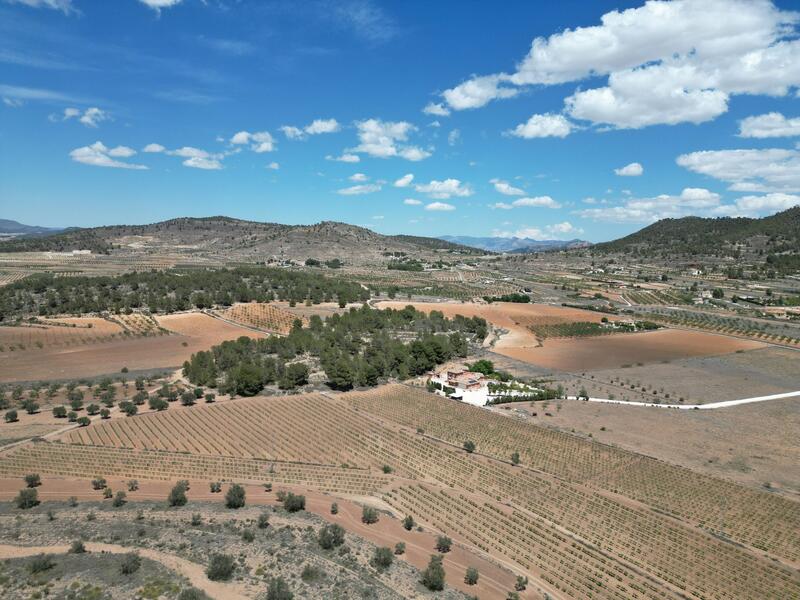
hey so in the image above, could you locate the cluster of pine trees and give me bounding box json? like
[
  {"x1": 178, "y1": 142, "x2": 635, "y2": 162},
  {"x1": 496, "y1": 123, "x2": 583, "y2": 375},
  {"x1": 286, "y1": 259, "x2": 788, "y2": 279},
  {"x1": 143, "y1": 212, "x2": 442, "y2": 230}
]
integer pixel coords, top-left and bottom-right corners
[
  {"x1": 0, "y1": 267, "x2": 368, "y2": 321},
  {"x1": 183, "y1": 304, "x2": 488, "y2": 394}
]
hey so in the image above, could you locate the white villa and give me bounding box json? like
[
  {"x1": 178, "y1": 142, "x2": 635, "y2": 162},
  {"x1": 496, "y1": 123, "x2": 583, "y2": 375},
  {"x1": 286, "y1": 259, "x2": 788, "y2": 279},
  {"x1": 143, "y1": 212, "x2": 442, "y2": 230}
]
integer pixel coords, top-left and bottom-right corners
[{"x1": 428, "y1": 368, "x2": 541, "y2": 407}]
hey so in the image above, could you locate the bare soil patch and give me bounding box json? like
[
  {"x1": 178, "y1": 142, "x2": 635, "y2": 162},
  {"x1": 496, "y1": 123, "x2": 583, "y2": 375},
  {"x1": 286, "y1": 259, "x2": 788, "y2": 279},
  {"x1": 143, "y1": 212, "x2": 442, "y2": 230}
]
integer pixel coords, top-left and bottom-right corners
[
  {"x1": 503, "y1": 328, "x2": 765, "y2": 371},
  {"x1": 513, "y1": 397, "x2": 800, "y2": 496},
  {"x1": 0, "y1": 312, "x2": 264, "y2": 383}
]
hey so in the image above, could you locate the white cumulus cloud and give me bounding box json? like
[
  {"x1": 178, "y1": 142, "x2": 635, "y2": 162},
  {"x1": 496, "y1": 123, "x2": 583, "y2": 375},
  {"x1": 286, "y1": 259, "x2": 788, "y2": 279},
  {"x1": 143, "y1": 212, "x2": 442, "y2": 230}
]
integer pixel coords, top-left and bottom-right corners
[
  {"x1": 490, "y1": 178, "x2": 524, "y2": 196},
  {"x1": 403, "y1": 198, "x2": 422, "y2": 205},
  {"x1": 230, "y1": 130, "x2": 275, "y2": 153},
  {"x1": 394, "y1": 173, "x2": 414, "y2": 187},
  {"x1": 415, "y1": 178, "x2": 472, "y2": 199},
  {"x1": 423, "y1": 102, "x2": 450, "y2": 117},
  {"x1": 433, "y1": 0, "x2": 800, "y2": 130},
  {"x1": 326, "y1": 153, "x2": 360, "y2": 163},
  {"x1": 739, "y1": 112, "x2": 800, "y2": 138},
  {"x1": 614, "y1": 162, "x2": 643, "y2": 176},
  {"x1": 677, "y1": 148, "x2": 800, "y2": 193},
  {"x1": 350, "y1": 119, "x2": 431, "y2": 161},
  {"x1": 349, "y1": 173, "x2": 369, "y2": 182},
  {"x1": 337, "y1": 183, "x2": 381, "y2": 195},
  {"x1": 511, "y1": 196, "x2": 561, "y2": 209},
  {"x1": 281, "y1": 118, "x2": 340, "y2": 140},
  {"x1": 425, "y1": 201, "x2": 456, "y2": 211},
  {"x1": 69, "y1": 141, "x2": 147, "y2": 170},
  {"x1": 143, "y1": 143, "x2": 166, "y2": 153},
  {"x1": 509, "y1": 113, "x2": 573, "y2": 139}
]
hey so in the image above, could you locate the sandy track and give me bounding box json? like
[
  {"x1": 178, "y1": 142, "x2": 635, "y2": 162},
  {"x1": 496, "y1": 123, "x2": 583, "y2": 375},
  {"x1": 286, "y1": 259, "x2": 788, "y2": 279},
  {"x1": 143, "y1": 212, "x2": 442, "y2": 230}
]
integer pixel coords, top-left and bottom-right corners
[
  {"x1": 569, "y1": 389, "x2": 800, "y2": 410},
  {"x1": 0, "y1": 542, "x2": 249, "y2": 600}
]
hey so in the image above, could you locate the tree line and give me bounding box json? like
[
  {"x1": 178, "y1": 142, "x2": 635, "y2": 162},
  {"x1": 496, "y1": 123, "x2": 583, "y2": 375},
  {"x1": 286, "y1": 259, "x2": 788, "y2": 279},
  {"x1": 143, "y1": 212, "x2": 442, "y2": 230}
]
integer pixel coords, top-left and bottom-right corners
[
  {"x1": 0, "y1": 267, "x2": 368, "y2": 321},
  {"x1": 183, "y1": 304, "x2": 488, "y2": 394}
]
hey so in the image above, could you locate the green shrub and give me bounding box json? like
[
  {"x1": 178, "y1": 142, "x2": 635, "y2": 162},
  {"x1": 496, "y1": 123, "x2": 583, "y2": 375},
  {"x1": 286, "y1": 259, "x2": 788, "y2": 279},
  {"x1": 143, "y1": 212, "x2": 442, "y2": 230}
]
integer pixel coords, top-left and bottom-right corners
[
  {"x1": 15, "y1": 487, "x2": 39, "y2": 509},
  {"x1": 371, "y1": 546, "x2": 393, "y2": 570},
  {"x1": 361, "y1": 505, "x2": 379, "y2": 524},
  {"x1": 120, "y1": 553, "x2": 141, "y2": 575},
  {"x1": 281, "y1": 492, "x2": 305, "y2": 512},
  {"x1": 435, "y1": 535, "x2": 452, "y2": 553},
  {"x1": 206, "y1": 554, "x2": 235, "y2": 581},
  {"x1": 465, "y1": 566, "x2": 479, "y2": 585},
  {"x1": 24, "y1": 473, "x2": 41, "y2": 488},
  {"x1": 266, "y1": 576, "x2": 293, "y2": 600},
  {"x1": 28, "y1": 554, "x2": 55, "y2": 574},
  {"x1": 168, "y1": 482, "x2": 188, "y2": 507},
  {"x1": 225, "y1": 483, "x2": 246, "y2": 509},
  {"x1": 69, "y1": 540, "x2": 86, "y2": 554},
  {"x1": 421, "y1": 555, "x2": 445, "y2": 591},
  {"x1": 318, "y1": 523, "x2": 345, "y2": 549}
]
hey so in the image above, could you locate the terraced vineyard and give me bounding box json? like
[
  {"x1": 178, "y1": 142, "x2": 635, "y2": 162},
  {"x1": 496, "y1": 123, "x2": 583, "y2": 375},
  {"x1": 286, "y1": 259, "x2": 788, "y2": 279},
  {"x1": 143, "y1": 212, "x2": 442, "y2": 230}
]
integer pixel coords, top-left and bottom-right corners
[
  {"x1": 0, "y1": 271, "x2": 29, "y2": 287},
  {"x1": 63, "y1": 393, "x2": 397, "y2": 471},
  {"x1": 0, "y1": 442, "x2": 386, "y2": 495},
  {"x1": 107, "y1": 312, "x2": 171, "y2": 336},
  {"x1": 623, "y1": 289, "x2": 693, "y2": 305},
  {"x1": 1, "y1": 384, "x2": 797, "y2": 599},
  {"x1": 345, "y1": 385, "x2": 800, "y2": 563},
  {"x1": 0, "y1": 317, "x2": 124, "y2": 351},
  {"x1": 217, "y1": 302, "x2": 308, "y2": 334},
  {"x1": 639, "y1": 308, "x2": 800, "y2": 346}
]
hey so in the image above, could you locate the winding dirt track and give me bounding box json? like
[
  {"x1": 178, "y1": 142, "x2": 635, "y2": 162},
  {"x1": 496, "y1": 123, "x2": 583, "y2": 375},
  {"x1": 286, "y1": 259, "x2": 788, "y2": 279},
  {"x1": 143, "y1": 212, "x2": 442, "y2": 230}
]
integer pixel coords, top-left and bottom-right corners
[{"x1": 0, "y1": 542, "x2": 249, "y2": 600}]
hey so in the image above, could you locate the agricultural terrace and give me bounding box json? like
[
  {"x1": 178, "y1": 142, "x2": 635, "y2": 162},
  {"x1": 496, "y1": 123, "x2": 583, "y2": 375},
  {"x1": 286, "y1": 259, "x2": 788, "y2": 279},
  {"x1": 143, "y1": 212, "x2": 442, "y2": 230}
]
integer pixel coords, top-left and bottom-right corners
[
  {"x1": 0, "y1": 266, "x2": 368, "y2": 321},
  {"x1": 216, "y1": 302, "x2": 308, "y2": 334},
  {"x1": 636, "y1": 306, "x2": 800, "y2": 347},
  {"x1": 345, "y1": 385, "x2": 800, "y2": 564},
  {"x1": 0, "y1": 313, "x2": 265, "y2": 383},
  {"x1": 183, "y1": 304, "x2": 487, "y2": 394},
  {"x1": 1, "y1": 384, "x2": 797, "y2": 599}
]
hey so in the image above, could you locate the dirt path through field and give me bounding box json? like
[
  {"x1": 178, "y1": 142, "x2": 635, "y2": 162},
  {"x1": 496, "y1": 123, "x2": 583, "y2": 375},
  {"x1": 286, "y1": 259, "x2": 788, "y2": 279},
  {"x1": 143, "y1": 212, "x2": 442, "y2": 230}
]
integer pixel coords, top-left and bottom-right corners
[{"x1": 0, "y1": 542, "x2": 249, "y2": 600}]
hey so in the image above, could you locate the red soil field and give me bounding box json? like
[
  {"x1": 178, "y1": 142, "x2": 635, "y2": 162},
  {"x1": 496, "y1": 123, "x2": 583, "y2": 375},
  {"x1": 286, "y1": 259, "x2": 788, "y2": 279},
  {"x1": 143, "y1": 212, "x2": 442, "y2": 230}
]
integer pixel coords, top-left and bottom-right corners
[
  {"x1": 377, "y1": 301, "x2": 765, "y2": 371},
  {"x1": 501, "y1": 328, "x2": 765, "y2": 371},
  {"x1": 0, "y1": 312, "x2": 264, "y2": 383}
]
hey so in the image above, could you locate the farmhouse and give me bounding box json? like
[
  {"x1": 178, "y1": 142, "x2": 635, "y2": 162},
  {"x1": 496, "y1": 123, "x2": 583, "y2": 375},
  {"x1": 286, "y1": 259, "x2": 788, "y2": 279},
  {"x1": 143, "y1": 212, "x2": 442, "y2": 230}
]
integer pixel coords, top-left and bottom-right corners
[{"x1": 428, "y1": 368, "x2": 542, "y2": 407}]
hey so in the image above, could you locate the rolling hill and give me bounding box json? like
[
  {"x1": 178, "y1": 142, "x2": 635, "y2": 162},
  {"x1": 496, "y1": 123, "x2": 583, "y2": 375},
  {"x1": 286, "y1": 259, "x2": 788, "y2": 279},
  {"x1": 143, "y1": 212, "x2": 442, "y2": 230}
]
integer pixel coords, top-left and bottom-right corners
[
  {"x1": 0, "y1": 216, "x2": 485, "y2": 263},
  {"x1": 592, "y1": 207, "x2": 800, "y2": 261}
]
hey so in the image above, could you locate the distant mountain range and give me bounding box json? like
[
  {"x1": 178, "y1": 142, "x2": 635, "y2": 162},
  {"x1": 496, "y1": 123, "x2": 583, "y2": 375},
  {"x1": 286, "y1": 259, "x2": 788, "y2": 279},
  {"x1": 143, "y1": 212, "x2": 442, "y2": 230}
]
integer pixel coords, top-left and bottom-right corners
[
  {"x1": 439, "y1": 235, "x2": 591, "y2": 253},
  {"x1": 0, "y1": 219, "x2": 63, "y2": 236}
]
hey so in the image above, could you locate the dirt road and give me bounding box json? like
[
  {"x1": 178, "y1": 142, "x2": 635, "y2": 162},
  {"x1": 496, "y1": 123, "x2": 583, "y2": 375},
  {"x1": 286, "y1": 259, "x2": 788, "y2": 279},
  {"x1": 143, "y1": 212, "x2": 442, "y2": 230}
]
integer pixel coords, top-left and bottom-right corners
[{"x1": 0, "y1": 542, "x2": 249, "y2": 600}]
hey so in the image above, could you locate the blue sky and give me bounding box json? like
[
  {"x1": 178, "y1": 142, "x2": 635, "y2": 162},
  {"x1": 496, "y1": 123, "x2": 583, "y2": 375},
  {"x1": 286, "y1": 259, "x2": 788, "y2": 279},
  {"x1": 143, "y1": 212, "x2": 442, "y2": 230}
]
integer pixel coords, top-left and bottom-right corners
[{"x1": 1, "y1": 0, "x2": 799, "y2": 242}]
